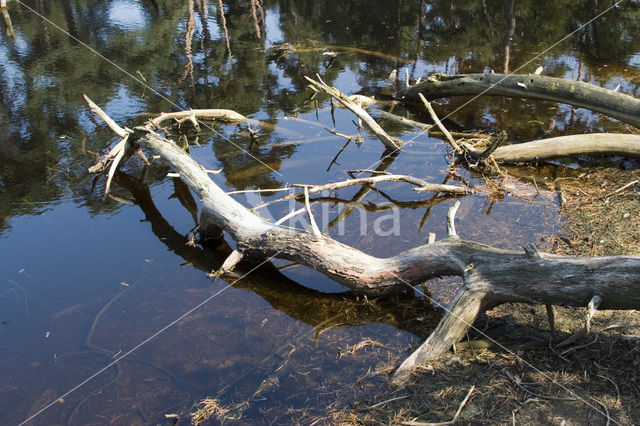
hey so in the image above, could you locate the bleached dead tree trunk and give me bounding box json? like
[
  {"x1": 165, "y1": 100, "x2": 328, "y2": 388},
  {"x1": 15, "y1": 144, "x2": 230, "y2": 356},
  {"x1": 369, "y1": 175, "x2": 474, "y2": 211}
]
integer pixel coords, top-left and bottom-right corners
[{"x1": 85, "y1": 97, "x2": 640, "y2": 383}]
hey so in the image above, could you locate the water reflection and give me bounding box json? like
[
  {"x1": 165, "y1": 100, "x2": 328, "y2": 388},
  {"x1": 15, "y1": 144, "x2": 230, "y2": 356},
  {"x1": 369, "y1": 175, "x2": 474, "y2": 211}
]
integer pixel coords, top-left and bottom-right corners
[
  {"x1": 115, "y1": 170, "x2": 441, "y2": 336},
  {"x1": 0, "y1": 0, "x2": 639, "y2": 423}
]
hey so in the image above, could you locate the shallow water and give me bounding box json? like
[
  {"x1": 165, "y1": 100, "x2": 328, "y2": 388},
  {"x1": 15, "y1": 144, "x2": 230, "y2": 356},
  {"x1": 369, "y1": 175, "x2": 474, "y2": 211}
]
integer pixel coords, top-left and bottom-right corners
[{"x1": 1, "y1": 0, "x2": 638, "y2": 424}]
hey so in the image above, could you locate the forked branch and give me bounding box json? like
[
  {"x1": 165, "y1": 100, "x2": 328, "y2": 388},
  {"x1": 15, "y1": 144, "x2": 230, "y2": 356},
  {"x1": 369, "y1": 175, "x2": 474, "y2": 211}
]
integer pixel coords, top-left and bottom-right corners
[{"x1": 85, "y1": 97, "x2": 640, "y2": 384}]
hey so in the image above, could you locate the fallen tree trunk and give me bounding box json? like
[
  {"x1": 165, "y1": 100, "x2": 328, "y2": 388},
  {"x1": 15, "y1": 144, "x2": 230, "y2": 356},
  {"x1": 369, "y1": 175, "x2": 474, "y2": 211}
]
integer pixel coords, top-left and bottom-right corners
[
  {"x1": 88, "y1": 101, "x2": 640, "y2": 385},
  {"x1": 132, "y1": 127, "x2": 640, "y2": 380},
  {"x1": 398, "y1": 73, "x2": 640, "y2": 128},
  {"x1": 490, "y1": 133, "x2": 640, "y2": 162}
]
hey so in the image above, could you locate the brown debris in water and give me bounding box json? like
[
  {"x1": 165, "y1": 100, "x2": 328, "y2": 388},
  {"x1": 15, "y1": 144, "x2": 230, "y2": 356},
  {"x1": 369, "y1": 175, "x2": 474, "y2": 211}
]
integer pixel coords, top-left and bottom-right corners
[{"x1": 190, "y1": 398, "x2": 230, "y2": 425}]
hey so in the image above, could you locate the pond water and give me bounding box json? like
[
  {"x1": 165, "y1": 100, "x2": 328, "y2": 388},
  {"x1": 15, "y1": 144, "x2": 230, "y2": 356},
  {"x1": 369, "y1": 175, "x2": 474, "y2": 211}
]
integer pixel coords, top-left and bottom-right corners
[{"x1": 1, "y1": 1, "x2": 639, "y2": 424}]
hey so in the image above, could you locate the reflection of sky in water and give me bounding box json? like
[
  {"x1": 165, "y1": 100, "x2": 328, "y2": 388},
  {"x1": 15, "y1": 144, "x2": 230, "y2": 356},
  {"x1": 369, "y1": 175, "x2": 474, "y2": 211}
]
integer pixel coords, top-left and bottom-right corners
[
  {"x1": 334, "y1": 67, "x2": 361, "y2": 93},
  {"x1": 103, "y1": 84, "x2": 146, "y2": 124},
  {"x1": 108, "y1": 0, "x2": 148, "y2": 31},
  {"x1": 0, "y1": 44, "x2": 26, "y2": 113},
  {"x1": 265, "y1": 6, "x2": 284, "y2": 46}
]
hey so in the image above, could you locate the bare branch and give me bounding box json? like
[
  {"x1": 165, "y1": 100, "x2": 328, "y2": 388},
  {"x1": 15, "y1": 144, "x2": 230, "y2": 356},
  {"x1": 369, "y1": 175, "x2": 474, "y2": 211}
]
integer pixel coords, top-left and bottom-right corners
[
  {"x1": 83, "y1": 94, "x2": 129, "y2": 138},
  {"x1": 418, "y1": 93, "x2": 462, "y2": 154},
  {"x1": 305, "y1": 76, "x2": 403, "y2": 150}
]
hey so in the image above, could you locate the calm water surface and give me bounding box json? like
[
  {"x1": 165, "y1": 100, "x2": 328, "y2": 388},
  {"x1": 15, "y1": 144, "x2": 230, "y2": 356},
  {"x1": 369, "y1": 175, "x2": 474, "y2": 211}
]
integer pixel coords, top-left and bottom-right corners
[{"x1": 1, "y1": 0, "x2": 639, "y2": 424}]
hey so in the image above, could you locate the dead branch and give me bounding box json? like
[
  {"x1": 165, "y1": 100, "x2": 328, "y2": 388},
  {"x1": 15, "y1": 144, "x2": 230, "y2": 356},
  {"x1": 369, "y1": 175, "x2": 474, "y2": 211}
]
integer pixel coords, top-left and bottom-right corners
[
  {"x1": 489, "y1": 133, "x2": 640, "y2": 162},
  {"x1": 83, "y1": 94, "x2": 129, "y2": 138},
  {"x1": 86, "y1": 97, "x2": 640, "y2": 385},
  {"x1": 146, "y1": 109, "x2": 246, "y2": 131},
  {"x1": 1, "y1": 0, "x2": 16, "y2": 42},
  {"x1": 305, "y1": 76, "x2": 403, "y2": 150},
  {"x1": 398, "y1": 73, "x2": 640, "y2": 128},
  {"x1": 418, "y1": 93, "x2": 462, "y2": 154},
  {"x1": 253, "y1": 174, "x2": 470, "y2": 210}
]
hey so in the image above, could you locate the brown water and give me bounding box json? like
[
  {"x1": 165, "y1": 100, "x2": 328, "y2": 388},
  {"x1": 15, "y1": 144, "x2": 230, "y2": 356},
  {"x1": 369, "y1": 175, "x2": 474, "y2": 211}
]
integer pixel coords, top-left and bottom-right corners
[{"x1": 0, "y1": 0, "x2": 639, "y2": 424}]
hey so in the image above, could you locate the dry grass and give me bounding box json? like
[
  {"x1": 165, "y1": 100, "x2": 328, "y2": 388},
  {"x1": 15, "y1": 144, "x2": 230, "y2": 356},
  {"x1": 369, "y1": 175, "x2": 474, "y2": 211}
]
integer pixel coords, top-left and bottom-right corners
[
  {"x1": 325, "y1": 166, "x2": 640, "y2": 425},
  {"x1": 190, "y1": 398, "x2": 230, "y2": 425},
  {"x1": 554, "y1": 168, "x2": 640, "y2": 257}
]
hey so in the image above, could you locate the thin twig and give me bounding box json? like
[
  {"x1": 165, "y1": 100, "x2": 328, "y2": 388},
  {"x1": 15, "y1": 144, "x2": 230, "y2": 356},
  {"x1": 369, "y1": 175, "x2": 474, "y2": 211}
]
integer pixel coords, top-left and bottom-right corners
[
  {"x1": 503, "y1": 369, "x2": 578, "y2": 401},
  {"x1": 83, "y1": 94, "x2": 128, "y2": 138},
  {"x1": 304, "y1": 186, "x2": 322, "y2": 237},
  {"x1": 418, "y1": 93, "x2": 462, "y2": 154},
  {"x1": 368, "y1": 394, "x2": 411, "y2": 409},
  {"x1": 401, "y1": 385, "x2": 475, "y2": 426},
  {"x1": 226, "y1": 187, "x2": 290, "y2": 195},
  {"x1": 608, "y1": 179, "x2": 639, "y2": 196},
  {"x1": 275, "y1": 207, "x2": 305, "y2": 225},
  {"x1": 590, "y1": 397, "x2": 611, "y2": 426},
  {"x1": 305, "y1": 76, "x2": 402, "y2": 150},
  {"x1": 596, "y1": 373, "x2": 621, "y2": 406},
  {"x1": 252, "y1": 175, "x2": 469, "y2": 210}
]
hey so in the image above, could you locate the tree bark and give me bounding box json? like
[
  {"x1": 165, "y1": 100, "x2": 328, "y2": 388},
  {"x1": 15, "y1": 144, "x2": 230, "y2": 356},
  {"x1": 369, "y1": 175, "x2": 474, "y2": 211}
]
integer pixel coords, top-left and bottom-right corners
[
  {"x1": 490, "y1": 133, "x2": 640, "y2": 162},
  {"x1": 93, "y1": 111, "x2": 640, "y2": 383},
  {"x1": 132, "y1": 126, "x2": 640, "y2": 295},
  {"x1": 398, "y1": 73, "x2": 640, "y2": 128}
]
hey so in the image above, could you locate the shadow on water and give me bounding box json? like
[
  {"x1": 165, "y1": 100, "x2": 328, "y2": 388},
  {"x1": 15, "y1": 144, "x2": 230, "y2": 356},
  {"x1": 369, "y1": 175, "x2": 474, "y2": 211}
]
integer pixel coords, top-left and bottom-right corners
[
  {"x1": 114, "y1": 170, "x2": 442, "y2": 339},
  {"x1": 0, "y1": 0, "x2": 639, "y2": 424}
]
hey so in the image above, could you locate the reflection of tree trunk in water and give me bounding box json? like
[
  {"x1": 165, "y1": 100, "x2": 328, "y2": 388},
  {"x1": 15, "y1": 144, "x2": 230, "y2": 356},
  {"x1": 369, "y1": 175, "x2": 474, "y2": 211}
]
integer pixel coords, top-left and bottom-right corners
[
  {"x1": 481, "y1": 0, "x2": 493, "y2": 33},
  {"x1": 217, "y1": 0, "x2": 232, "y2": 59},
  {"x1": 179, "y1": 0, "x2": 196, "y2": 90},
  {"x1": 570, "y1": 56, "x2": 584, "y2": 125},
  {"x1": 250, "y1": 0, "x2": 260, "y2": 38},
  {"x1": 249, "y1": 0, "x2": 264, "y2": 38},
  {"x1": 503, "y1": 0, "x2": 516, "y2": 73},
  {"x1": 325, "y1": 150, "x2": 398, "y2": 231},
  {"x1": 113, "y1": 171, "x2": 441, "y2": 337},
  {"x1": 588, "y1": 0, "x2": 601, "y2": 58},
  {"x1": 61, "y1": 0, "x2": 79, "y2": 43},
  {"x1": 36, "y1": 0, "x2": 51, "y2": 49},
  {"x1": 196, "y1": 0, "x2": 211, "y2": 44},
  {"x1": 449, "y1": 0, "x2": 457, "y2": 29},
  {"x1": 417, "y1": 0, "x2": 424, "y2": 60},
  {"x1": 1, "y1": 2, "x2": 16, "y2": 42}
]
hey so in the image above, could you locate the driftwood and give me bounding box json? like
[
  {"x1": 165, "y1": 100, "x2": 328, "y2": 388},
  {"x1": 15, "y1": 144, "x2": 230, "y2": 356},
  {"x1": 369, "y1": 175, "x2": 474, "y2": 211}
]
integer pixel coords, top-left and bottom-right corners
[
  {"x1": 489, "y1": 133, "x2": 640, "y2": 162},
  {"x1": 398, "y1": 73, "x2": 640, "y2": 128},
  {"x1": 305, "y1": 76, "x2": 403, "y2": 150},
  {"x1": 113, "y1": 171, "x2": 443, "y2": 337},
  {"x1": 86, "y1": 98, "x2": 640, "y2": 384}
]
